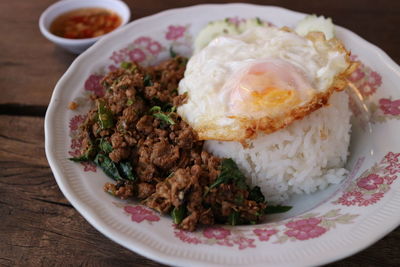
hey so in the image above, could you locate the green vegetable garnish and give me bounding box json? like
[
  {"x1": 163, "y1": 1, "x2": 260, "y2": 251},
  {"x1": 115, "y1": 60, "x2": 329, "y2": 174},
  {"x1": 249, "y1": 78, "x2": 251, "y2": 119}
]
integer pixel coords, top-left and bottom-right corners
[
  {"x1": 99, "y1": 138, "x2": 113, "y2": 154},
  {"x1": 120, "y1": 61, "x2": 132, "y2": 69},
  {"x1": 126, "y1": 99, "x2": 134, "y2": 106},
  {"x1": 248, "y1": 186, "x2": 265, "y2": 203},
  {"x1": 97, "y1": 99, "x2": 114, "y2": 129},
  {"x1": 120, "y1": 61, "x2": 137, "y2": 73},
  {"x1": 171, "y1": 205, "x2": 186, "y2": 224},
  {"x1": 150, "y1": 105, "x2": 175, "y2": 125},
  {"x1": 149, "y1": 106, "x2": 162, "y2": 113},
  {"x1": 256, "y1": 17, "x2": 263, "y2": 25},
  {"x1": 143, "y1": 74, "x2": 153, "y2": 87},
  {"x1": 118, "y1": 161, "x2": 136, "y2": 181},
  {"x1": 94, "y1": 154, "x2": 123, "y2": 181},
  {"x1": 209, "y1": 158, "x2": 248, "y2": 190},
  {"x1": 153, "y1": 113, "x2": 175, "y2": 125},
  {"x1": 169, "y1": 46, "x2": 177, "y2": 58},
  {"x1": 264, "y1": 205, "x2": 292, "y2": 214},
  {"x1": 227, "y1": 211, "x2": 241, "y2": 226},
  {"x1": 69, "y1": 140, "x2": 96, "y2": 162}
]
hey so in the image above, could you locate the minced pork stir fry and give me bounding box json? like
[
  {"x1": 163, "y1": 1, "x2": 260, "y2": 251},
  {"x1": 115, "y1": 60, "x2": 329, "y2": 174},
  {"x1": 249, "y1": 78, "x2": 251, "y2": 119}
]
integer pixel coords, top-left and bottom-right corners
[{"x1": 70, "y1": 55, "x2": 290, "y2": 231}]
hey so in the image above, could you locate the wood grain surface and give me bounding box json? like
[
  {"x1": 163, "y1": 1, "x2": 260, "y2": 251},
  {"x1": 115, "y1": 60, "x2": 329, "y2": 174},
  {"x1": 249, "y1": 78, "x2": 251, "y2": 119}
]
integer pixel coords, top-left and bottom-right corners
[{"x1": 0, "y1": 0, "x2": 399, "y2": 266}]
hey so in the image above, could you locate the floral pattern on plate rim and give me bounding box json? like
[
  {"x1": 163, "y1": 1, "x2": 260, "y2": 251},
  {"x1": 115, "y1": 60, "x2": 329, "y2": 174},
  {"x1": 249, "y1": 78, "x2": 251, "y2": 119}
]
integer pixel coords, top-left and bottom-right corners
[
  {"x1": 348, "y1": 55, "x2": 400, "y2": 123},
  {"x1": 66, "y1": 19, "x2": 399, "y2": 249},
  {"x1": 334, "y1": 152, "x2": 400, "y2": 207}
]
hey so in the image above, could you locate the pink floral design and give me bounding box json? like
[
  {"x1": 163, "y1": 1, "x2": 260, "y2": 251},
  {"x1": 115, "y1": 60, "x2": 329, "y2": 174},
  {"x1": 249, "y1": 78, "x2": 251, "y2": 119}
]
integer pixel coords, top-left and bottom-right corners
[
  {"x1": 253, "y1": 229, "x2": 278, "y2": 241},
  {"x1": 203, "y1": 227, "x2": 231, "y2": 240},
  {"x1": 128, "y1": 48, "x2": 146, "y2": 63},
  {"x1": 110, "y1": 50, "x2": 126, "y2": 64},
  {"x1": 335, "y1": 152, "x2": 400, "y2": 207},
  {"x1": 133, "y1": 36, "x2": 152, "y2": 46},
  {"x1": 82, "y1": 162, "x2": 97, "y2": 172},
  {"x1": 358, "y1": 193, "x2": 384, "y2": 206},
  {"x1": 379, "y1": 98, "x2": 400, "y2": 116},
  {"x1": 233, "y1": 237, "x2": 256, "y2": 250},
  {"x1": 124, "y1": 205, "x2": 160, "y2": 223},
  {"x1": 385, "y1": 163, "x2": 400, "y2": 175},
  {"x1": 367, "y1": 71, "x2": 382, "y2": 87},
  {"x1": 175, "y1": 230, "x2": 202, "y2": 244},
  {"x1": 384, "y1": 152, "x2": 400, "y2": 164},
  {"x1": 146, "y1": 41, "x2": 162, "y2": 55},
  {"x1": 84, "y1": 74, "x2": 105, "y2": 97},
  {"x1": 337, "y1": 191, "x2": 363, "y2": 206},
  {"x1": 348, "y1": 67, "x2": 365, "y2": 82},
  {"x1": 348, "y1": 57, "x2": 382, "y2": 98},
  {"x1": 166, "y1": 25, "x2": 186, "y2": 40},
  {"x1": 359, "y1": 82, "x2": 377, "y2": 97},
  {"x1": 69, "y1": 115, "x2": 86, "y2": 131},
  {"x1": 384, "y1": 175, "x2": 397, "y2": 185},
  {"x1": 284, "y1": 218, "x2": 327, "y2": 241},
  {"x1": 357, "y1": 174, "x2": 384, "y2": 190}
]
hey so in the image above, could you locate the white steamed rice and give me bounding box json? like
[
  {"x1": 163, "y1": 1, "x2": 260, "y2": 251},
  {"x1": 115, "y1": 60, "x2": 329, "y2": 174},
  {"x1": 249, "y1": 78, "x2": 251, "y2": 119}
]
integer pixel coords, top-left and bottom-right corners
[{"x1": 205, "y1": 91, "x2": 352, "y2": 204}]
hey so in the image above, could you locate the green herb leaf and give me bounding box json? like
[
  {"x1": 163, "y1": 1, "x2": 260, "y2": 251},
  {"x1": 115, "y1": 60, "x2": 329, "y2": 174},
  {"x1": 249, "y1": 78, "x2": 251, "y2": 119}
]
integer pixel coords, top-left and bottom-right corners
[
  {"x1": 169, "y1": 46, "x2": 177, "y2": 58},
  {"x1": 264, "y1": 205, "x2": 292, "y2": 214},
  {"x1": 171, "y1": 205, "x2": 186, "y2": 224},
  {"x1": 209, "y1": 158, "x2": 248, "y2": 190},
  {"x1": 248, "y1": 186, "x2": 265, "y2": 203},
  {"x1": 227, "y1": 211, "x2": 240, "y2": 226},
  {"x1": 94, "y1": 154, "x2": 123, "y2": 181},
  {"x1": 97, "y1": 99, "x2": 114, "y2": 129},
  {"x1": 120, "y1": 61, "x2": 137, "y2": 73},
  {"x1": 126, "y1": 99, "x2": 134, "y2": 106},
  {"x1": 256, "y1": 17, "x2": 263, "y2": 25},
  {"x1": 149, "y1": 106, "x2": 162, "y2": 113},
  {"x1": 99, "y1": 138, "x2": 113, "y2": 154},
  {"x1": 69, "y1": 140, "x2": 97, "y2": 162},
  {"x1": 143, "y1": 74, "x2": 153, "y2": 87},
  {"x1": 120, "y1": 61, "x2": 132, "y2": 69},
  {"x1": 234, "y1": 194, "x2": 244, "y2": 205},
  {"x1": 153, "y1": 113, "x2": 175, "y2": 125},
  {"x1": 118, "y1": 161, "x2": 136, "y2": 181},
  {"x1": 69, "y1": 154, "x2": 89, "y2": 162}
]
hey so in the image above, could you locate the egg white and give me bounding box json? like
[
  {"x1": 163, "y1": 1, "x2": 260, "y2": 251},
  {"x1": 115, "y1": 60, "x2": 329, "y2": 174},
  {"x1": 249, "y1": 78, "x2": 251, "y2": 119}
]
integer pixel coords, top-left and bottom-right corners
[{"x1": 178, "y1": 26, "x2": 354, "y2": 142}]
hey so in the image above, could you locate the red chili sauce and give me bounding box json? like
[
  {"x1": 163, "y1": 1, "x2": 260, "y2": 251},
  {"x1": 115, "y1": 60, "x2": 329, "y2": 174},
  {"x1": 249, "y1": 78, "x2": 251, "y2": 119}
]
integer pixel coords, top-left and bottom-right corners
[{"x1": 50, "y1": 8, "x2": 122, "y2": 39}]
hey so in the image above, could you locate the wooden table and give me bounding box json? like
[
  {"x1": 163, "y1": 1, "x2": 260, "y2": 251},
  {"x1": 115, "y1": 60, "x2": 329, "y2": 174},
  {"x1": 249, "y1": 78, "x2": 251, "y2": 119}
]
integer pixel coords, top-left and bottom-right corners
[{"x1": 1, "y1": 0, "x2": 399, "y2": 266}]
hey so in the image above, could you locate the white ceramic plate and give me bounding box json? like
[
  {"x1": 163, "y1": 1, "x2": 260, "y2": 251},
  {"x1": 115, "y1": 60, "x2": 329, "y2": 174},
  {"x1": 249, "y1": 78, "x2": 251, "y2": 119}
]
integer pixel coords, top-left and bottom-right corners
[{"x1": 45, "y1": 4, "x2": 400, "y2": 266}]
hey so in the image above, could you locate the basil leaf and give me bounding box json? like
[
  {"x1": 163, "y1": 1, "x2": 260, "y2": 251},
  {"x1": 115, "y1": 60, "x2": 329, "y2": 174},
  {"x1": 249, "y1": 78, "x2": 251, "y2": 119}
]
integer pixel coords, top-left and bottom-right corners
[
  {"x1": 69, "y1": 140, "x2": 97, "y2": 162},
  {"x1": 94, "y1": 154, "x2": 123, "y2": 181},
  {"x1": 69, "y1": 154, "x2": 89, "y2": 162},
  {"x1": 227, "y1": 211, "x2": 240, "y2": 226},
  {"x1": 99, "y1": 138, "x2": 113, "y2": 153},
  {"x1": 118, "y1": 161, "x2": 136, "y2": 181},
  {"x1": 248, "y1": 186, "x2": 265, "y2": 203},
  {"x1": 143, "y1": 74, "x2": 153, "y2": 87},
  {"x1": 149, "y1": 106, "x2": 161, "y2": 113},
  {"x1": 120, "y1": 61, "x2": 132, "y2": 69},
  {"x1": 169, "y1": 46, "x2": 177, "y2": 58},
  {"x1": 171, "y1": 205, "x2": 186, "y2": 224},
  {"x1": 209, "y1": 158, "x2": 247, "y2": 190},
  {"x1": 153, "y1": 113, "x2": 175, "y2": 125},
  {"x1": 97, "y1": 99, "x2": 114, "y2": 129},
  {"x1": 264, "y1": 205, "x2": 292, "y2": 214}
]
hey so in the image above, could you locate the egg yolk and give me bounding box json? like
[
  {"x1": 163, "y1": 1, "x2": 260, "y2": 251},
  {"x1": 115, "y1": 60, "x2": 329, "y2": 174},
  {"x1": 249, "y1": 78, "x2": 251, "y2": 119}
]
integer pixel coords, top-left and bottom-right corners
[{"x1": 227, "y1": 59, "x2": 313, "y2": 117}]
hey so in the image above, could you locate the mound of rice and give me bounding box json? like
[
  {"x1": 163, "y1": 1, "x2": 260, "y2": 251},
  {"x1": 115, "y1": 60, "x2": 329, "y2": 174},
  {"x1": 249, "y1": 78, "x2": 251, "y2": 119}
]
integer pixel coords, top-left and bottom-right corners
[{"x1": 205, "y1": 91, "x2": 352, "y2": 204}]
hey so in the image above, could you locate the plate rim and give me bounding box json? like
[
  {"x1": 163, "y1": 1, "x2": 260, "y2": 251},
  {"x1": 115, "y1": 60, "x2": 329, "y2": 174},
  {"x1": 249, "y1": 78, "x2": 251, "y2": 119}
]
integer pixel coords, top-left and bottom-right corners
[{"x1": 45, "y1": 3, "x2": 400, "y2": 267}]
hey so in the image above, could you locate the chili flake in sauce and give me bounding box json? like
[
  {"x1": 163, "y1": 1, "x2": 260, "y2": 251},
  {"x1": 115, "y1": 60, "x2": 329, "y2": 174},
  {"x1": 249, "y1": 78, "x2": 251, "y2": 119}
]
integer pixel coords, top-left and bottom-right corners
[{"x1": 50, "y1": 8, "x2": 122, "y2": 39}]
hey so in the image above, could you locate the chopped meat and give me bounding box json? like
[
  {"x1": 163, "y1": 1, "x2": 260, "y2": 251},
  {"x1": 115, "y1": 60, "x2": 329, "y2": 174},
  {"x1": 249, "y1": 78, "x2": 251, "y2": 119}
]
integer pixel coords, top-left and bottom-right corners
[{"x1": 72, "y1": 56, "x2": 268, "y2": 232}]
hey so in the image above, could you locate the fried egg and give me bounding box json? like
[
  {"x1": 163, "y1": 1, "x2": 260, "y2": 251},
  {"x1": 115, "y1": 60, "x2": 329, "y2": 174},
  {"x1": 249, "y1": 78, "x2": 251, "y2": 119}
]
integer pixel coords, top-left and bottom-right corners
[{"x1": 178, "y1": 26, "x2": 355, "y2": 142}]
